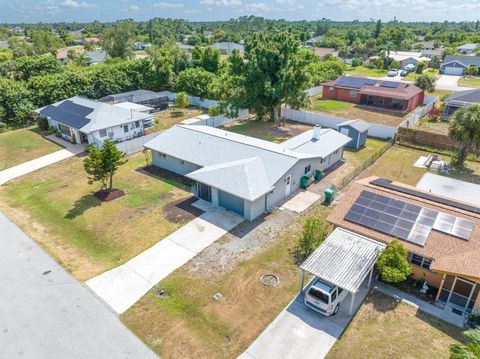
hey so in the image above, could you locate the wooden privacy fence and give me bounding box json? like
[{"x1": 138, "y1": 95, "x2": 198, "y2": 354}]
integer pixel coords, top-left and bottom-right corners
[{"x1": 396, "y1": 127, "x2": 458, "y2": 151}]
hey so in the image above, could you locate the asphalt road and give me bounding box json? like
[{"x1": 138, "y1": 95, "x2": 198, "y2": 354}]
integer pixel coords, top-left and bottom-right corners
[{"x1": 0, "y1": 211, "x2": 158, "y2": 359}]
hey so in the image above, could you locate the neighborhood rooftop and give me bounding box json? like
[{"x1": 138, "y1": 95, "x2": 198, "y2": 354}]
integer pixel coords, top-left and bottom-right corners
[
  {"x1": 445, "y1": 88, "x2": 480, "y2": 104},
  {"x1": 443, "y1": 55, "x2": 480, "y2": 68},
  {"x1": 37, "y1": 96, "x2": 150, "y2": 132},
  {"x1": 328, "y1": 176, "x2": 480, "y2": 281}
]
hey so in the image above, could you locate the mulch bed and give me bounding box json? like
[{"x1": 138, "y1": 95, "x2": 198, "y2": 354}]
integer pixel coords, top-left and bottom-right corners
[
  {"x1": 164, "y1": 196, "x2": 205, "y2": 223},
  {"x1": 94, "y1": 189, "x2": 126, "y2": 202}
]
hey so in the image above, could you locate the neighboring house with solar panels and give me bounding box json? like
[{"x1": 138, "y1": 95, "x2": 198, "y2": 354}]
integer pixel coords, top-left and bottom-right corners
[
  {"x1": 322, "y1": 76, "x2": 425, "y2": 114},
  {"x1": 328, "y1": 176, "x2": 480, "y2": 317},
  {"x1": 36, "y1": 96, "x2": 152, "y2": 146},
  {"x1": 144, "y1": 124, "x2": 351, "y2": 221}
]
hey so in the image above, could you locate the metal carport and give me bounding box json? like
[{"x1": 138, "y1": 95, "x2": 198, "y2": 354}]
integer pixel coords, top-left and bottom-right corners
[{"x1": 299, "y1": 228, "x2": 386, "y2": 315}]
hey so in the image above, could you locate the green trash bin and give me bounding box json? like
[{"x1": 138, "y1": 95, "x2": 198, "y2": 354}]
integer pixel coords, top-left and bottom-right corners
[
  {"x1": 324, "y1": 186, "x2": 336, "y2": 205},
  {"x1": 314, "y1": 170, "x2": 325, "y2": 181},
  {"x1": 300, "y1": 175, "x2": 310, "y2": 189}
]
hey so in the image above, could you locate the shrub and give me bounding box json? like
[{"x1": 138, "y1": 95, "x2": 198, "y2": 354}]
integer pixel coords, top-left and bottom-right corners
[
  {"x1": 416, "y1": 61, "x2": 426, "y2": 74},
  {"x1": 296, "y1": 217, "x2": 330, "y2": 261},
  {"x1": 175, "y1": 91, "x2": 189, "y2": 109},
  {"x1": 37, "y1": 116, "x2": 49, "y2": 131},
  {"x1": 376, "y1": 240, "x2": 412, "y2": 283},
  {"x1": 0, "y1": 121, "x2": 7, "y2": 133},
  {"x1": 351, "y1": 57, "x2": 362, "y2": 67}
]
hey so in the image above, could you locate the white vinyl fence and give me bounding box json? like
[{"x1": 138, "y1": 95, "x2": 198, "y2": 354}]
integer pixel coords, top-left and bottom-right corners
[
  {"x1": 115, "y1": 132, "x2": 160, "y2": 156},
  {"x1": 398, "y1": 96, "x2": 438, "y2": 129},
  {"x1": 281, "y1": 108, "x2": 397, "y2": 140}
]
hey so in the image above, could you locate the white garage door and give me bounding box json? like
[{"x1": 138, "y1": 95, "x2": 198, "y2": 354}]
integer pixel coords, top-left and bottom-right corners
[{"x1": 444, "y1": 66, "x2": 464, "y2": 76}]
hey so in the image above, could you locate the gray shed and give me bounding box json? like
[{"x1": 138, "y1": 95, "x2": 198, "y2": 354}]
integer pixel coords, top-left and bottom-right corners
[{"x1": 337, "y1": 119, "x2": 370, "y2": 149}]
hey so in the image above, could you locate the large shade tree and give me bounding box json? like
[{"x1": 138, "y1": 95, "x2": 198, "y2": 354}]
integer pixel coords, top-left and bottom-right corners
[
  {"x1": 449, "y1": 105, "x2": 480, "y2": 167},
  {"x1": 230, "y1": 31, "x2": 310, "y2": 121}
]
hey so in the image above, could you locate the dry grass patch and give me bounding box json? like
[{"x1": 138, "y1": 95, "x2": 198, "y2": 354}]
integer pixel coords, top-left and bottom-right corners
[
  {"x1": 0, "y1": 127, "x2": 61, "y2": 170},
  {"x1": 327, "y1": 290, "x2": 465, "y2": 359},
  {"x1": 149, "y1": 107, "x2": 207, "y2": 132},
  {"x1": 222, "y1": 118, "x2": 312, "y2": 143},
  {"x1": 122, "y1": 205, "x2": 332, "y2": 359},
  {"x1": 0, "y1": 153, "x2": 192, "y2": 280}
]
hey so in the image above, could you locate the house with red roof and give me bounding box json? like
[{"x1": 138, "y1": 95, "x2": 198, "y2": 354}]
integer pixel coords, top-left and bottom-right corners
[{"x1": 322, "y1": 76, "x2": 425, "y2": 114}]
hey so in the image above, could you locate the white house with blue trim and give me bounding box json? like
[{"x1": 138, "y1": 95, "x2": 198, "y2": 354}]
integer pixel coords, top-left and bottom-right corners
[{"x1": 144, "y1": 124, "x2": 351, "y2": 220}]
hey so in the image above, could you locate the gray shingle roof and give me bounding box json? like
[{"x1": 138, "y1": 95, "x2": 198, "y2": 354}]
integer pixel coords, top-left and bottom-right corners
[
  {"x1": 280, "y1": 128, "x2": 351, "y2": 157},
  {"x1": 445, "y1": 89, "x2": 480, "y2": 104},
  {"x1": 442, "y1": 55, "x2": 480, "y2": 68},
  {"x1": 337, "y1": 119, "x2": 371, "y2": 133},
  {"x1": 300, "y1": 228, "x2": 385, "y2": 293},
  {"x1": 145, "y1": 125, "x2": 350, "y2": 201},
  {"x1": 85, "y1": 50, "x2": 107, "y2": 64}
]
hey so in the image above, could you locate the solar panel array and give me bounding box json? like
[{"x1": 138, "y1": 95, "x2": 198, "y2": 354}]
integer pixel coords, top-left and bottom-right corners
[
  {"x1": 370, "y1": 178, "x2": 480, "y2": 214},
  {"x1": 344, "y1": 191, "x2": 474, "y2": 247},
  {"x1": 379, "y1": 81, "x2": 401, "y2": 89},
  {"x1": 337, "y1": 77, "x2": 376, "y2": 89},
  {"x1": 58, "y1": 100, "x2": 94, "y2": 117},
  {"x1": 40, "y1": 105, "x2": 91, "y2": 129}
]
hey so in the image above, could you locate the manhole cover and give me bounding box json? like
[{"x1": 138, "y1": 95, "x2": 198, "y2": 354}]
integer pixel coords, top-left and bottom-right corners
[
  {"x1": 155, "y1": 289, "x2": 168, "y2": 298},
  {"x1": 213, "y1": 292, "x2": 223, "y2": 301},
  {"x1": 259, "y1": 274, "x2": 280, "y2": 288}
]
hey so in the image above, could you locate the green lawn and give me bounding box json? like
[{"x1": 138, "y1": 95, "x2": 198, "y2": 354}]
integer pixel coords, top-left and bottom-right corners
[
  {"x1": 344, "y1": 138, "x2": 389, "y2": 166},
  {"x1": 0, "y1": 153, "x2": 192, "y2": 280},
  {"x1": 326, "y1": 291, "x2": 465, "y2": 359},
  {"x1": 458, "y1": 77, "x2": 480, "y2": 88},
  {"x1": 345, "y1": 66, "x2": 387, "y2": 78},
  {"x1": 0, "y1": 127, "x2": 62, "y2": 170},
  {"x1": 403, "y1": 68, "x2": 438, "y2": 81},
  {"x1": 308, "y1": 99, "x2": 351, "y2": 112}
]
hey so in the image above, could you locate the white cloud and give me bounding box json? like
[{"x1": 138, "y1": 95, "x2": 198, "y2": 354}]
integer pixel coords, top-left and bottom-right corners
[
  {"x1": 200, "y1": 0, "x2": 242, "y2": 6},
  {"x1": 129, "y1": 4, "x2": 140, "y2": 11},
  {"x1": 61, "y1": 0, "x2": 97, "y2": 8},
  {"x1": 154, "y1": 1, "x2": 185, "y2": 8},
  {"x1": 244, "y1": 2, "x2": 270, "y2": 12}
]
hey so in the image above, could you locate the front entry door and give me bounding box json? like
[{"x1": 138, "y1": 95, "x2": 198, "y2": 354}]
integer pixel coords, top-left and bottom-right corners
[
  {"x1": 197, "y1": 183, "x2": 211, "y2": 202},
  {"x1": 285, "y1": 175, "x2": 292, "y2": 196}
]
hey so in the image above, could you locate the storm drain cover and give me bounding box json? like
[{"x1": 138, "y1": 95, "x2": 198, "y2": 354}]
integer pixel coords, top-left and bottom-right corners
[
  {"x1": 259, "y1": 274, "x2": 280, "y2": 288},
  {"x1": 155, "y1": 289, "x2": 168, "y2": 299}
]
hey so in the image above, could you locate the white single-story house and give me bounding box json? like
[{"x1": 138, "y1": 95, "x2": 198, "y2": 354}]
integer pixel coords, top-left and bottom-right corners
[
  {"x1": 37, "y1": 96, "x2": 152, "y2": 146},
  {"x1": 144, "y1": 125, "x2": 351, "y2": 220},
  {"x1": 372, "y1": 51, "x2": 430, "y2": 69},
  {"x1": 440, "y1": 55, "x2": 480, "y2": 76},
  {"x1": 457, "y1": 43, "x2": 478, "y2": 54}
]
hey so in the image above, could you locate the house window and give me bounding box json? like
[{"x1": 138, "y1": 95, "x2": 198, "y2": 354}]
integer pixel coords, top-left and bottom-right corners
[
  {"x1": 180, "y1": 160, "x2": 185, "y2": 165},
  {"x1": 328, "y1": 86, "x2": 334, "y2": 94},
  {"x1": 409, "y1": 253, "x2": 431, "y2": 270},
  {"x1": 135, "y1": 121, "x2": 140, "y2": 128},
  {"x1": 333, "y1": 149, "x2": 339, "y2": 155},
  {"x1": 304, "y1": 165, "x2": 311, "y2": 174},
  {"x1": 350, "y1": 90, "x2": 357, "y2": 97},
  {"x1": 99, "y1": 129, "x2": 107, "y2": 137},
  {"x1": 320, "y1": 157, "x2": 325, "y2": 164},
  {"x1": 123, "y1": 125, "x2": 129, "y2": 133},
  {"x1": 158, "y1": 152, "x2": 167, "y2": 158}
]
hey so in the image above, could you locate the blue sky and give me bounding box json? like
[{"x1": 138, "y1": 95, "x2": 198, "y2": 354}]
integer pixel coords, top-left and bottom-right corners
[{"x1": 1, "y1": 0, "x2": 480, "y2": 23}]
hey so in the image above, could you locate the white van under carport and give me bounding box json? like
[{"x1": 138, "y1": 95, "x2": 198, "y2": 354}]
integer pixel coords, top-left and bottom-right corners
[{"x1": 300, "y1": 228, "x2": 385, "y2": 315}]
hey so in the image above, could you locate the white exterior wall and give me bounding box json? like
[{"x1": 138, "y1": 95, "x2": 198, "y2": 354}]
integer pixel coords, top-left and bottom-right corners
[
  {"x1": 46, "y1": 118, "x2": 81, "y2": 144},
  {"x1": 90, "y1": 121, "x2": 145, "y2": 146}
]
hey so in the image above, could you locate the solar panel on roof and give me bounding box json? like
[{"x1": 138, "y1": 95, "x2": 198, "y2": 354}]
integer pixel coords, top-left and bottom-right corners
[
  {"x1": 39, "y1": 105, "x2": 90, "y2": 129},
  {"x1": 58, "y1": 100, "x2": 94, "y2": 117},
  {"x1": 370, "y1": 178, "x2": 480, "y2": 214},
  {"x1": 344, "y1": 190, "x2": 475, "y2": 246},
  {"x1": 380, "y1": 81, "x2": 401, "y2": 89},
  {"x1": 338, "y1": 77, "x2": 376, "y2": 89}
]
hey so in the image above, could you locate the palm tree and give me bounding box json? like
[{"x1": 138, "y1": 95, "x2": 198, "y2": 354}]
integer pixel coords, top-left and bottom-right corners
[
  {"x1": 450, "y1": 328, "x2": 480, "y2": 359},
  {"x1": 449, "y1": 105, "x2": 480, "y2": 167}
]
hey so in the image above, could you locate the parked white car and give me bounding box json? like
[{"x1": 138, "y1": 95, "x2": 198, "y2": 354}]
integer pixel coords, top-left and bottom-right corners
[
  {"x1": 404, "y1": 63, "x2": 416, "y2": 71},
  {"x1": 387, "y1": 69, "x2": 399, "y2": 77},
  {"x1": 304, "y1": 278, "x2": 348, "y2": 316}
]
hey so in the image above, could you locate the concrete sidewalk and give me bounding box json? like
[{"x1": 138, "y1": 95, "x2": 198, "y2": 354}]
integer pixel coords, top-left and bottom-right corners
[
  {"x1": 87, "y1": 200, "x2": 243, "y2": 314},
  {"x1": 0, "y1": 140, "x2": 85, "y2": 185},
  {"x1": 0, "y1": 211, "x2": 157, "y2": 359},
  {"x1": 238, "y1": 278, "x2": 370, "y2": 359}
]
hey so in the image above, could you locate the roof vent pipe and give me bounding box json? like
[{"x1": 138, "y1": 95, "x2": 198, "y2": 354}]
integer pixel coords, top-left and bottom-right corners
[{"x1": 312, "y1": 125, "x2": 321, "y2": 140}]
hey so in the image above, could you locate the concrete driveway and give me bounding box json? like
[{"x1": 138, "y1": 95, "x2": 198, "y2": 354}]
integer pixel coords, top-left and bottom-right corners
[
  {"x1": 87, "y1": 200, "x2": 243, "y2": 314},
  {"x1": 0, "y1": 211, "x2": 157, "y2": 359},
  {"x1": 0, "y1": 136, "x2": 84, "y2": 185},
  {"x1": 238, "y1": 278, "x2": 370, "y2": 359},
  {"x1": 435, "y1": 75, "x2": 470, "y2": 91}
]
